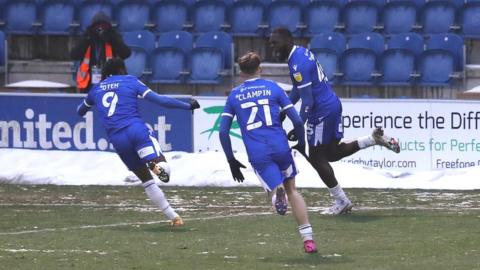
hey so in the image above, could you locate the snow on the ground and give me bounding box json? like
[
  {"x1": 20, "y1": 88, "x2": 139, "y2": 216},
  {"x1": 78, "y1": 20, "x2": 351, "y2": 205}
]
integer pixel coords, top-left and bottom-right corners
[{"x1": 1, "y1": 149, "x2": 479, "y2": 190}]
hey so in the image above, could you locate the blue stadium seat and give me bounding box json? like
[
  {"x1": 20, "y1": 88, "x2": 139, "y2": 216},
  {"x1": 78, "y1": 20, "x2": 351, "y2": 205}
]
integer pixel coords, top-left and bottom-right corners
[
  {"x1": 387, "y1": 32, "x2": 424, "y2": 56},
  {"x1": 115, "y1": 0, "x2": 150, "y2": 32},
  {"x1": 39, "y1": 0, "x2": 75, "y2": 35},
  {"x1": 152, "y1": 0, "x2": 189, "y2": 33},
  {"x1": 195, "y1": 31, "x2": 233, "y2": 68},
  {"x1": 343, "y1": 0, "x2": 384, "y2": 34},
  {"x1": 158, "y1": 31, "x2": 194, "y2": 54},
  {"x1": 266, "y1": 0, "x2": 303, "y2": 37},
  {"x1": 192, "y1": 0, "x2": 227, "y2": 33},
  {"x1": 303, "y1": 0, "x2": 345, "y2": 36},
  {"x1": 0, "y1": 31, "x2": 5, "y2": 69},
  {"x1": 122, "y1": 30, "x2": 156, "y2": 53},
  {"x1": 340, "y1": 32, "x2": 385, "y2": 85},
  {"x1": 462, "y1": 1, "x2": 480, "y2": 38},
  {"x1": 124, "y1": 46, "x2": 149, "y2": 78},
  {"x1": 149, "y1": 31, "x2": 193, "y2": 84},
  {"x1": 382, "y1": 0, "x2": 418, "y2": 34},
  {"x1": 230, "y1": 0, "x2": 265, "y2": 37},
  {"x1": 426, "y1": 33, "x2": 464, "y2": 71},
  {"x1": 380, "y1": 33, "x2": 423, "y2": 86},
  {"x1": 188, "y1": 47, "x2": 224, "y2": 84},
  {"x1": 78, "y1": 1, "x2": 113, "y2": 32},
  {"x1": 150, "y1": 47, "x2": 188, "y2": 84},
  {"x1": 309, "y1": 32, "x2": 346, "y2": 82},
  {"x1": 421, "y1": 0, "x2": 457, "y2": 34},
  {"x1": 417, "y1": 49, "x2": 455, "y2": 86},
  {"x1": 4, "y1": 0, "x2": 39, "y2": 34}
]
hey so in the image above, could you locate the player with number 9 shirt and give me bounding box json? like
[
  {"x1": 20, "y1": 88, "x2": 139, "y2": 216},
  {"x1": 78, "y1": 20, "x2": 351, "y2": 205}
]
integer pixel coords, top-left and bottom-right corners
[{"x1": 76, "y1": 58, "x2": 200, "y2": 227}]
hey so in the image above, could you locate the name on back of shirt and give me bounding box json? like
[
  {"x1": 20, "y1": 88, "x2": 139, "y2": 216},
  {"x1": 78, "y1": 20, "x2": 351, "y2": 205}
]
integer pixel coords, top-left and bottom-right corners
[
  {"x1": 235, "y1": 87, "x2": 272, "y2": 101},
  {"x1": 100, "y1": 83, "x2": 119, "y2": 91}
]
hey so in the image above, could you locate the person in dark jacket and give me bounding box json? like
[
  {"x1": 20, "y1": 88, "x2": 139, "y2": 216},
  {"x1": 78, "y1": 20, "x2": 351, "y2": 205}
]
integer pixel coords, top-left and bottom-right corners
[{"x1": 70, "y1": 11, "x2": 131, "y2": 92}]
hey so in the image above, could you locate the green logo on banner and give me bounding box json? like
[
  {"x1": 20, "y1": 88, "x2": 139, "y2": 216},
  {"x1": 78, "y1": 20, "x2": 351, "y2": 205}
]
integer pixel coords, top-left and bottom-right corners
[{"x1": 201, "y1": 106, "x2": 242, "y2": 139}]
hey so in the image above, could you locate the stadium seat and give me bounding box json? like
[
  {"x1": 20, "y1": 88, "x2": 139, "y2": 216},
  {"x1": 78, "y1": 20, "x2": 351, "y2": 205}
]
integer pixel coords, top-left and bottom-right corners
[
  {"x1": 421, "y1": 0, "x2": 457, "y2": 34},
  {"x1": 426, "y1": 33, "x2": 464, "y2": 71},
  {"x1": 266, "y1": 0, "x2": 303, "y2": 37},
  {"x1": 152, "y1": 0, "x2": 189, "y2": 33},
  {"x1": 150, "y1": 47, "x2": 188, "y2": 84},
  {"x1": 4, "y1": 0, "x2": 40, "y2": 34},
  {"x1": 192, "y1": 0, "x2": 227, "y2": 33},
  {"x1": 195, "y1": 31, "x2": 233, "y2": 68},
  {"x1": 149, "y1": 31, "x2": 193, "y2": 83},
  {"x1": 230, "y1": 0, "x2": 265, "y2": 37},
  {"x1": 122, "y1": 30, "x2": 156, "y2": 53},
  {"x1": 303, "y1": 0, "x2": 346, "y2": 36},
  {"x1": 78, "y1": 1, "x2": 114, "y2": 32},
  {"x1": 188, "y1": 47, "x2": 224, "y2": 84},
  {"x1": 340, "y1": 32, "x2": 385, "y2": 85},
  {"x1": 309, "y1": 32, "x2": 346, "y2": 82},
  {"x1": 124, "y1": 46, "x2": 149, "y2": 78},
  {"x1": 0, "y1": 31, "x2": 5, "y2": 69},
  {"x1": 417, "y1": 49, "x2": 455, "y2": 86},
  {"x1": 115, "y1": 0, "x2": 151, "y2": 32},
  {"x1": 158, "y1": 31, "x2": 194, "y2": 54},
  {"x1": 379, "y1": 33, "x2": 424, "y2": 86},
  {"x1": 343, "y1": 0, "x2": 384, "y2": 34},
  {"x1": 461, "y1": 1, "x2": 480, "y2": 38},
  {"x1": 39, "y1": 0, "x2": 76, "y2": 35},
  {"x1": 382, "y1": 0, "x2": 418, "y2": 34}
]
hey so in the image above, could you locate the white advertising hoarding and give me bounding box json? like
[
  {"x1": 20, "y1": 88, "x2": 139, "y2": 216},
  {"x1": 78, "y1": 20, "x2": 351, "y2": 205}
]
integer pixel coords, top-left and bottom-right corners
[{"x1": 194, "y1": 98, "x2": 480, "y2": 171}]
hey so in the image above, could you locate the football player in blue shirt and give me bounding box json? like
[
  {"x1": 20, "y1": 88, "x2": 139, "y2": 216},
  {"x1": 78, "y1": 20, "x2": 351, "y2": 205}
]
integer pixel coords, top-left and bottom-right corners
[
  {"x1": 77, "y1": 58, "x2": 200, "y2": 226},
  {"x1": 219, "y1": 52, "x2": 317, "y2": 253},
  {"x1": 269, "y1": 28, "x2": 400, "y2": 215}
]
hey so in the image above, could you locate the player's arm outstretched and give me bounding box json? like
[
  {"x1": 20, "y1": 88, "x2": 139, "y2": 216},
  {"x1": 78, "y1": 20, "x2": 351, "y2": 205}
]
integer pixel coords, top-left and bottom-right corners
[
  {"x1": 77, "y1": 91, "x2": 95, "y2": 116},
  {"x1": 143, "y1": 90, "x2": 200, "y2": 111}
]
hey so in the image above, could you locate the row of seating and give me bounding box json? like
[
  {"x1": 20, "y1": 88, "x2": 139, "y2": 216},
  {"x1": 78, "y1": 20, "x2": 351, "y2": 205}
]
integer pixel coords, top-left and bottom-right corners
[
  {"x1": 122, "y1": 31, "x2": 233, "y2": 84},
  {"x1": 119, "y1": 30, "x2": 464, "y2": 86},
  {"x1": 1, "y1": 0, "x2": 480, "y2": 37},
  {"x1": 312, "y1": 32, "x2": 464, "y2": 86}
]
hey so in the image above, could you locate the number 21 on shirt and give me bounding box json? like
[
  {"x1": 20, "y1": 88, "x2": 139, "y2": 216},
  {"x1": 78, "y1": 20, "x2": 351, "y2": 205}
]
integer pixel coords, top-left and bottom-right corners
[{"x1": 241, "y1": 99, "x2": 272, "y2": 131}]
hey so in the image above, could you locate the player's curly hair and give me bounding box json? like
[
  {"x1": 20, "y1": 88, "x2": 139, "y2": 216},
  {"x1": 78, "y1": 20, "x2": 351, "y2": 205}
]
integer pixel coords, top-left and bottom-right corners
[
  {"x1": 102, "y1": 58, "x2": 127, "y2": 80},
  {"x1": 238, "y1": 52, "x2": 261, "y2": 76}
]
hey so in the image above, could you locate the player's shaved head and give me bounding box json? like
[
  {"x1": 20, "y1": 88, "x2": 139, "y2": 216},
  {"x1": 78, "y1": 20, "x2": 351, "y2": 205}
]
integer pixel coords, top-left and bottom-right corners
[
  {"x1": 238, "y1": 52, "x2": 261, "y2": 76},
  {"x1": 102, "y1": 58, "x2": 127, "y2": 80},
  {"x1": 269, "y1": 27, "x2": 294, "y2": 62}
]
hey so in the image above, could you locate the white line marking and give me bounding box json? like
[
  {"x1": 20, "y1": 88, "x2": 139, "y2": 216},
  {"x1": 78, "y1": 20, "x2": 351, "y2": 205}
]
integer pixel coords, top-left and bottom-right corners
[
  {"x1": 0, "y1": 248, "x2": 113, "y2": 255},
  {"x1": 0, "y1": 212, "x2": 272, "y2": 236}
]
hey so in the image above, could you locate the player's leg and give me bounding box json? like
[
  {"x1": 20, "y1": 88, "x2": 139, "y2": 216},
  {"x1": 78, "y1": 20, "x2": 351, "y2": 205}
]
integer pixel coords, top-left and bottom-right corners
[
  {"x1": 283, "y1": 178, "x2": 317, "y2": 253},
  {"x1": 307, "y1": 116, "x2": 353, "y2": 215},
  {"x1": 252, "y1": 161, "x2": 286, "y2": 215},
  {"x1": 113, "y1": 124, "x2": 183, "y2": 226}
]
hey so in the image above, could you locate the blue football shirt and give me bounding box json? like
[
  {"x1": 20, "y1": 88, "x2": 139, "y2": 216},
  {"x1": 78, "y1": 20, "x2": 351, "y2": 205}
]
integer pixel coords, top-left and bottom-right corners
[
  {"x1": 222, "y1": 78, "x2": 294, "y2": 161},
  {"x1": 288, "y1": 45, "x2": 339, "y2": 117},
  {"x1": 83, "y1": 75, "x2": 149, "y2": 136}
]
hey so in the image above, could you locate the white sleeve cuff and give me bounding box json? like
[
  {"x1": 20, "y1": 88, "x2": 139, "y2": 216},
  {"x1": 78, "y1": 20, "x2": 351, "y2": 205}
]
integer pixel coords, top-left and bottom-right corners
[
  {"x1": 142, "y1": 89, "x2": 153, "y2": 98},
  {"x1": 297, "y1": 82, "x2": 312, "y2": 89},
  {"x1": 221, "y1": 113, "x2": 233, "y2": 118},
  {"x1": 84, "y1": 100, "x2": 92, "y2": 107},
  {"x1": 281, "y1": 104, "x2": 294, "y2": 111}
]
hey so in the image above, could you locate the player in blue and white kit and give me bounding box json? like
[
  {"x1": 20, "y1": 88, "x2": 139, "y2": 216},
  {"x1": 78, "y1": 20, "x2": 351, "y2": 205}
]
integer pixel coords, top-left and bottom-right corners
[
  {"x1": 76, "y1": 58, "x2": 200, "y2": 226},
  {"x1": 269, "y1": 28, "x2": 401, "y2": 215},
  {"x1": 219, "y1": 52, "x2": 317, "y2": 253}
]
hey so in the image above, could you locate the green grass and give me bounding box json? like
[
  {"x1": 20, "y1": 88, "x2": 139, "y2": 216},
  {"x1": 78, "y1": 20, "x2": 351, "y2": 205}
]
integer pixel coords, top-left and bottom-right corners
[{"x1": 0, "y1": 185, "x2": 479, "y2": 270}]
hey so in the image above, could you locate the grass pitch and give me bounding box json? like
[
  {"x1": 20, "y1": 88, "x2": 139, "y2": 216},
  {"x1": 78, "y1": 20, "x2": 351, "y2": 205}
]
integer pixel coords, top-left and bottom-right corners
[{"x1": 0, "y1": 184, "x2": 479, "y2": 270}]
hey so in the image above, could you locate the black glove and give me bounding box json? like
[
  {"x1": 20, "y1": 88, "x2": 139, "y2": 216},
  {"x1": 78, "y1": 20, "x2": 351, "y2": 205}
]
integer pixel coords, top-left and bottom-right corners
[
  {"x1": 292, "y1": 143, "x2": 307, "y2": 158},
  {"x1": 287, "y1": 129, "x2": 297, "y2": 141},
  {"x1": 190, "y1": 99, "x2": 200, "y2": 110},
  {"x1": 228, "y1": 158, "x2": 246, "y2": 182}
]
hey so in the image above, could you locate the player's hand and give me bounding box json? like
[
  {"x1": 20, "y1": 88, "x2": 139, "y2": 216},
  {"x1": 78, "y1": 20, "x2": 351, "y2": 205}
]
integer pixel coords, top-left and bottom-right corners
[
  {"x1": 287, "y1": 129, "x2": 297, "y2": 141},
  {"x1": 292, "y1": 143, "x2": 307, "y2": 158},
  {"x1": 190, "y1": 98, "x2": 200, "y2": 111},
  {"x1": 228, "y1": 158, "x2": 246, "y2": 182}
]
